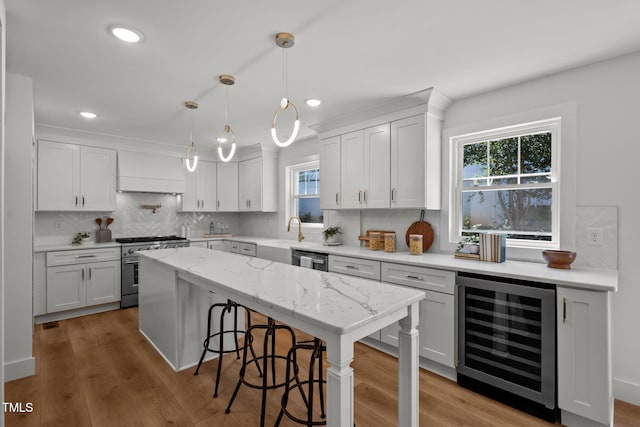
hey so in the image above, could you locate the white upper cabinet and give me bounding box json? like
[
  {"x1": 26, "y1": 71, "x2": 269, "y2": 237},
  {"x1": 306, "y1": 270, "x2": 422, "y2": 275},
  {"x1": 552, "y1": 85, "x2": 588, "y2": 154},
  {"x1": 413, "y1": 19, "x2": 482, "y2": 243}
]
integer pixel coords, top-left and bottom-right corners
[
  {"x1": 238, "y1": 153, "x2": 277, "y2": 212},
  {"x1": 216, "y1": 162, "x2": 239, "y2": 211},
  {"x1": 340, "y1": 130, "x2": 365, "y2": 209},
  {"x1": 313, "y1": 88, "x2": 451, "y2": 211},
  {"x1": 363, "y1": 124, "x2": 391, "y2": 208},
  {"x1": 391, "y1": 114, "x2": 440, "y2": 209},
  {"x1": 339, "y1": 124, "x2": 390, "y2": 209},
  {"x1": 320, "y1": 136, "x2": 341, "y2": 210},
  {"x1": 180, "y1": 160, "x2": 217, "y2": 212},
  {"x1": 37, "y1": 140, "x2": 116, "y2": 211}
]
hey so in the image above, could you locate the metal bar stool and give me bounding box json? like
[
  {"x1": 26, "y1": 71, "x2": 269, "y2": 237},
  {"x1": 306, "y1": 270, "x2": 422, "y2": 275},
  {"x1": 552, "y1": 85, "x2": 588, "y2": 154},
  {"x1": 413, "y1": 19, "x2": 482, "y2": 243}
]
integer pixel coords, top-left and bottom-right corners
[
  {"x1": 275, "y1": 337, "x2": 327, "y2": 426},
  {"x1": 193, "y1": 299, "x2": 262, "y2": 398},
  {"x1": 225, "y1": 317, "x2": 298, "y2": 427}
]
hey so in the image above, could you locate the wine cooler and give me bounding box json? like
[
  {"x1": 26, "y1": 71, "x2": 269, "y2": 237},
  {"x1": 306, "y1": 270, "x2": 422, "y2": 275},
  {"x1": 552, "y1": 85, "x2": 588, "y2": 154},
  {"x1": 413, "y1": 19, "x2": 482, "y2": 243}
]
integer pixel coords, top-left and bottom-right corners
[{"x1": 457, "y1": 273, "x2": 557, "y2": 420}]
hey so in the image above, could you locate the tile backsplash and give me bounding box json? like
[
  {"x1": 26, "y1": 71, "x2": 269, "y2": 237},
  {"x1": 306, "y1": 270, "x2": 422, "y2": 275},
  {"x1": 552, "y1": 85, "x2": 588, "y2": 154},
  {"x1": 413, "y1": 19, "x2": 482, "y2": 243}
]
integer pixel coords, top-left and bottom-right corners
[
  {"x1": 35, "y1": 192, "x2": 241, "y2": 245},
  {"x1": 325, "y1": 208, "x2": 441, "y2": 251}
]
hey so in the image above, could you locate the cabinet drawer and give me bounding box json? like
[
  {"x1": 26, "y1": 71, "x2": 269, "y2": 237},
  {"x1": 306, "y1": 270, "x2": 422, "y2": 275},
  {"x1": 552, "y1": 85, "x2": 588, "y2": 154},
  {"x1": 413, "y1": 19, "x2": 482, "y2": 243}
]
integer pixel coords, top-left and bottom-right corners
[
  {"x1": 229, "y1": 241, "x2": 240, "y2": 253},
  {"x1": 239, "y1": 242, "x2": 257, "y2": 257},
  {"x1": 329, "y1": 255, "x2": 380, "y2": 281},
  {"x1": 381, "y1": 262, "x2": 454, "y2": 294},
  {"x1": 47, "y1": 247, "x2": 120, "y2": 266}
]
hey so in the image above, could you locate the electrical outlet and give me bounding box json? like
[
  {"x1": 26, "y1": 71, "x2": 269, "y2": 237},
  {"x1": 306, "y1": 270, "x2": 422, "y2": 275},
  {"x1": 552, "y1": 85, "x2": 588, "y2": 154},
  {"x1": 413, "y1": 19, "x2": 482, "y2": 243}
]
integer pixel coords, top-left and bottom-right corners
[
  {"x1": 587, "y1": 227, "x2": 603, "y2": 246},
  {"x1": 54, "y1": 221, "x2": 64, "y2": 232}
]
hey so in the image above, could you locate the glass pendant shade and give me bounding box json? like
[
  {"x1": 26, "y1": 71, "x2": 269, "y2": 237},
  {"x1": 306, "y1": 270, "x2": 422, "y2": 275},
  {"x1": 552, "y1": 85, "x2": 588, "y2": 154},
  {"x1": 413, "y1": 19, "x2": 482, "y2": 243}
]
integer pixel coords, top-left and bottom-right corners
[
  {"x1": 184, "y1": 101, "x2": 199, "y2": 172},
  {"x1": 217, "y1": 124, "x2": 236, "y2": 162},
  {"x1": 271, "y1": 98, "x2": 299, "y2": 148},
  {"x1": 185, "y1": 142, "x2": 198, "y2": 172}
]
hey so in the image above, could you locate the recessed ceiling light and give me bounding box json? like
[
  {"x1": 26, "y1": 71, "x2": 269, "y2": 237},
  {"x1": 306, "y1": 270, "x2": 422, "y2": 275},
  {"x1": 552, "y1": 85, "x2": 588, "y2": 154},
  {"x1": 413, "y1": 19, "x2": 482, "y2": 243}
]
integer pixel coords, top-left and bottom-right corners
[
  {"x1": 79, "y1": 111, "x2": 97, "y2": 119},
  {"x1": 305, "y1": 99, "x2": 322, "y2": 107},
  {"x1": 109, "y1": 25, "x2": 144, "y2": 43}
]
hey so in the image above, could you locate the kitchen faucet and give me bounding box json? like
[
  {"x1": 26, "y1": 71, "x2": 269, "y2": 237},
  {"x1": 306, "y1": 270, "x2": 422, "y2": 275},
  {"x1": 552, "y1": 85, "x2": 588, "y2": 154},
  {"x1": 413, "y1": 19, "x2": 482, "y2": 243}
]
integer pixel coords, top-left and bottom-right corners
[{"x1": 287, "y1": 216, "x2": 304, "y2": 242}]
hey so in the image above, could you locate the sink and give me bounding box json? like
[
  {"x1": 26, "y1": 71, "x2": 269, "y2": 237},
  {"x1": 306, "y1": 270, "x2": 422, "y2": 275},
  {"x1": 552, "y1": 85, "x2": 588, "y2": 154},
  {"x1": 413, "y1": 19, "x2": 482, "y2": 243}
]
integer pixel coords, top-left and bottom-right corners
[{"x1": 256, "y1": 244, "x2": 292, "y2": 264}]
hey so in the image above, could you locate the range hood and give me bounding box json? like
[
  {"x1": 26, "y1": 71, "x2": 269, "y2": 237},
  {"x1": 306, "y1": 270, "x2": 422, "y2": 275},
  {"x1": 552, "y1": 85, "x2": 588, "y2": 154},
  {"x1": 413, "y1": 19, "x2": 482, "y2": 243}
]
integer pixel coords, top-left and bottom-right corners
[{"x1": 117, "y1": 151, "x2": 186, "y2": 194}]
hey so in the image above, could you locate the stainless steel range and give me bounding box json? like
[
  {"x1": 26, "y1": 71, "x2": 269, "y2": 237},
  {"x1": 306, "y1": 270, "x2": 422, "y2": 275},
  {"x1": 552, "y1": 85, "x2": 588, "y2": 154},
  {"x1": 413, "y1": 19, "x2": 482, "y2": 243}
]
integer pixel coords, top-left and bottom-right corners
[{"x1": 116, "y1": 236, "x2": 189, "y2": 308}]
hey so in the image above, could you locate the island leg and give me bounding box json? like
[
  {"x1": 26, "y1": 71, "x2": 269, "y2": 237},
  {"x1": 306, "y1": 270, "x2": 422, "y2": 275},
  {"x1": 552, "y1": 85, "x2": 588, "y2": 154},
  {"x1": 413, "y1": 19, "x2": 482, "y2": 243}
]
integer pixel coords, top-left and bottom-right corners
[
  {"x1": 325, "y1": 335, "x2": 354, "y2": 427},
  {"x1": 398, "y1": 302, "x2": 420, "y2": 427}
]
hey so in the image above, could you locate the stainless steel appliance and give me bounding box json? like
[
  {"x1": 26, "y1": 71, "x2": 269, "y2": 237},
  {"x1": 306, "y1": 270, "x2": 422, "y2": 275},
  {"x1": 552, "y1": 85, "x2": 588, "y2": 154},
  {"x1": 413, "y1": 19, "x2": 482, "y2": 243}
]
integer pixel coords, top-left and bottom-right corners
[
  {"x1": 116, "y1": 235, "x2": 189, "y2": 308},
  {"x1": 291, "y1": 249, "x2": 329, "y2": 272},
  {"x1": 457, "y1": 273, "x2": 557, "y2": 421}
]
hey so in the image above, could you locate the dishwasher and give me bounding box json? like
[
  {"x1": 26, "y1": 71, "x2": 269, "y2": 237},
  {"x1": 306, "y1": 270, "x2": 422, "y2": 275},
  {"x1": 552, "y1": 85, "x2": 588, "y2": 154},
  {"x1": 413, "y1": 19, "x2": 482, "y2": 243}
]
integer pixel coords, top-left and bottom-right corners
[
  {"x1": 291, "y1": 249, "x2": 329, "y2": 272},
  {"x1": 456, "y1": 272, "x2": 557, "y2": 421}
]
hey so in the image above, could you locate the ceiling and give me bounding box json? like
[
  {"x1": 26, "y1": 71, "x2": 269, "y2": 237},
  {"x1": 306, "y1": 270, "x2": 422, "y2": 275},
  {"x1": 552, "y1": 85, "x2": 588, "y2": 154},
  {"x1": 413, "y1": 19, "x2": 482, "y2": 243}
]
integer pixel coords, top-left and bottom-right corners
[{"x1": 6, "y1": 0, "x2": 640, "y2": 153}]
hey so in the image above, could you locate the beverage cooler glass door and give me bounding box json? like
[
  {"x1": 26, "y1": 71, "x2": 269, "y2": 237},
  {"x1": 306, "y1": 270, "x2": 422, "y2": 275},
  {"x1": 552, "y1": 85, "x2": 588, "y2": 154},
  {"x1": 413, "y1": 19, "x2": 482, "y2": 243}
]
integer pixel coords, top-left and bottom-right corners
[{"x1": 457, "y1": 273, "x2": 556, "y2": 410}]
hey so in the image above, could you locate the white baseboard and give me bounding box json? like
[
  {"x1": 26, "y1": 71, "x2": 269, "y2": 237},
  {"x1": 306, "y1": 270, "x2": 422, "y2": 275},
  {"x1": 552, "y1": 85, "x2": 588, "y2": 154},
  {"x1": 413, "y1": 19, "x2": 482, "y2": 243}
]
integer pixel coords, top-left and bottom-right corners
[
  {"x1": 614, "y1": 376, "x2": 640, "y2": 406},
  {"x1": 34, "y1": 302, "x2": 120, "y2": 324},
  {"x1": 4, "y1": 357, "x2": 35, "y2": 382}
]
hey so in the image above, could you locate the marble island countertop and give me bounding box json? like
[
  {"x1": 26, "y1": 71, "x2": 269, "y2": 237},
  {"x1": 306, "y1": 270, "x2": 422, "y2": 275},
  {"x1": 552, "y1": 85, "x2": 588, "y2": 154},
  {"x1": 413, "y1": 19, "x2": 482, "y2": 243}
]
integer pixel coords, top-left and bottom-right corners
[{"x1": 138, "y1": 246, "x2": 425, "y2": 335}]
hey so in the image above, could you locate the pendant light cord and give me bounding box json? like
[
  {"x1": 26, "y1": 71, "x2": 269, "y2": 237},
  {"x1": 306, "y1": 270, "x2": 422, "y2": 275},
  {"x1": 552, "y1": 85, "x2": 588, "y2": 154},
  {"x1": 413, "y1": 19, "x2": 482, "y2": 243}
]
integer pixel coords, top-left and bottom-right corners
[{"x1": 282, "y1": 46, "x2": 288, "y2": 99}]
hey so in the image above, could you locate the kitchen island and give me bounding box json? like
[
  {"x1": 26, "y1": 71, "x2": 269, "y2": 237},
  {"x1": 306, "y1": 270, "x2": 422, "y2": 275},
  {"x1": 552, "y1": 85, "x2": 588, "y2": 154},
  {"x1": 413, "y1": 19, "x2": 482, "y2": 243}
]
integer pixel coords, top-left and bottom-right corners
[{"x1": 137, "y1": 246, "x2": 425, "y2": 427}]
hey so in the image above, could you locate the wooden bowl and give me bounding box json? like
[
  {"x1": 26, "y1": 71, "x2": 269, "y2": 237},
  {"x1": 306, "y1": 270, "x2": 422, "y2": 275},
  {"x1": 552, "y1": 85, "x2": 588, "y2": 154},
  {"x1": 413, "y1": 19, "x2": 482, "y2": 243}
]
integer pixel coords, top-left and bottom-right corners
[{"x1": 542, "y1": 250, "x2": 577, "y2": 269}]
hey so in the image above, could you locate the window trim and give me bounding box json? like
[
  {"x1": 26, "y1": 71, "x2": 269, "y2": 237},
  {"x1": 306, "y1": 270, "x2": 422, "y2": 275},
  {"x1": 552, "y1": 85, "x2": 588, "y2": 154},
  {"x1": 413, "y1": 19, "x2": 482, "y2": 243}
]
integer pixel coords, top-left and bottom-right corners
[
  {"x1": 286, "y1": 160, "x2": 323, "y2": 228},
  {"x1": 450, "y1": 117, "x2": 561, "y2": 249}
]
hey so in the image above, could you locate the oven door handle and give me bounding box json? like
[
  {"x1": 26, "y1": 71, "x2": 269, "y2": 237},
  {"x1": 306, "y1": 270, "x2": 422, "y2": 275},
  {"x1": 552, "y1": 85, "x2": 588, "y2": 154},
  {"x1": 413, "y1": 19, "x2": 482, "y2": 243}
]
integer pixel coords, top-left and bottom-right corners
[{"x1": 124, "y1": 261, "x2": 138, "y2": 265}]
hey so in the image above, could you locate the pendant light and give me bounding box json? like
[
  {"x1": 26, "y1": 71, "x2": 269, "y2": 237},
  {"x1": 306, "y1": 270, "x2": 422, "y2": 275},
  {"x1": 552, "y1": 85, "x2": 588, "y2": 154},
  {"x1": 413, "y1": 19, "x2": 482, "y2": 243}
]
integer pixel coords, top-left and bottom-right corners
[
  {"x1": 217, "y1": 74, "x2": 237, "y2": 162},
  {"x1": 271, "y1": 32, "x2": 299, "y2": 148},
  {"x1": 184, "y1": 101, "x2": 199, "y2": 172}
]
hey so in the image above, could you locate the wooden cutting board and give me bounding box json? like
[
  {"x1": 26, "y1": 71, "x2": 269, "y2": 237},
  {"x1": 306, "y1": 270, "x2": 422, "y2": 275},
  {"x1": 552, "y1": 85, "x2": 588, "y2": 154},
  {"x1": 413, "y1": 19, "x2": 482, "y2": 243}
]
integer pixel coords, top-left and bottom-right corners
[
  {"x1": 358, "y1": 230, "x2": 395, "y2": 247},
  {"x1": 405, "y1": 210, "x2": 434, "y2": 252}
]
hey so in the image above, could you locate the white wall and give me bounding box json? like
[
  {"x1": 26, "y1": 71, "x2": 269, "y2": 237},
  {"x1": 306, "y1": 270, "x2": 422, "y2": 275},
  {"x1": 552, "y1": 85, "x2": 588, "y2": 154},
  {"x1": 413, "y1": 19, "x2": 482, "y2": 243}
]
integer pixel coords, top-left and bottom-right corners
[
  {"x1": 4, "y1": 73, "x2": 35, "y2": 381},
  {"x1": 442, "y1": 51, "x2": 640, "y2": 405},
  {"x1": 0, "y1": 2, "x2": 6, "y2": 422}
]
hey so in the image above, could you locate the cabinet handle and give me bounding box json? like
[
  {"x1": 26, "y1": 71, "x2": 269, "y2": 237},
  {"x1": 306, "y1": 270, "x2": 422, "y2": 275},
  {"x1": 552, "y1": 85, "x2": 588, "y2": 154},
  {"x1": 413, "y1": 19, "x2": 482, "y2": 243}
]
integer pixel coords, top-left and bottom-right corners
[
  {"x1": 363, "y1": 190, "x2": 368, "y2": 203},
  {"x1": 391, "y1": 188, "x2": 396, "y2": 202},
  {"x1": 345, "y1": 265, "x2": 359, "y2": 270},
  {"x1": 82, "y1": 195, "x2": 85, "y2": 206},
  {"x1": 89, "y1": 268, "x2": 92, "y2": 280},
  {"x1": 563, "y1": 297, "x2": 567, "y2": 323},
  {"x1": 217, "y1": 200, "x2": 220, "y2": 208},
  {"x1": 75, "y1": 196, "x2": 78, "y2": 206},
  {"x1": 358, "y1": 191, "x2": 362, "y2": 203},
  {"x1": 76, "y1": 255, "x2": 97, "y2": 259},
  {"x1": 202, "y1": 200, "x2": 205, "y2": 209},
  {"x1": 335, "y1": 192, "x2": 339, "y2": 205},
  {"x1": 248, "y1": 200, "x2": 251, "y2": 208},
  {"x1": 406, "y1": 275, "x2": 424, "y2": 281},
  {"x1": 82, "y1": 269, "x2": 85, "y2": 280}
]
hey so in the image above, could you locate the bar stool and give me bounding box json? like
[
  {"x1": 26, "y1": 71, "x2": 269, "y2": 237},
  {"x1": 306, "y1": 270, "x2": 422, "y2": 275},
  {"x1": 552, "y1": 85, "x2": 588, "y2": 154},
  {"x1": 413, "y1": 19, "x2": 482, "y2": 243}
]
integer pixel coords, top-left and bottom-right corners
[
  {"x1": 225, "y1": 317, "x2": 298, "y2": 427},
  {"x1": 193, "y1": 299, "x2": 262, "y2": 398},
  {"x1": 275, "y1": 337, "x2": 326, "y2": 427}
]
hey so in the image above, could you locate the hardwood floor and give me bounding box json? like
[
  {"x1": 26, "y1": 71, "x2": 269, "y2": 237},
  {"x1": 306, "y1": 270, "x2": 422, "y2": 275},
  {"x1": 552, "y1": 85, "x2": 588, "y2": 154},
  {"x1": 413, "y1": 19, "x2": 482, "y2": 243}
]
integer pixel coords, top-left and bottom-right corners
[{"x1": 5, "y1": 308, "x2": 640, "y2": 426}]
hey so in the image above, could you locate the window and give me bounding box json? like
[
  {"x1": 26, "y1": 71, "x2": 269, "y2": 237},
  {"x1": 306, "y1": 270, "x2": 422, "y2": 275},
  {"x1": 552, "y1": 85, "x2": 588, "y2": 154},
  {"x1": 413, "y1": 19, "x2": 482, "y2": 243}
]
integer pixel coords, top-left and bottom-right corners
[
  {"x1": 451, "y1": 118, "x2": 560, "y2": 248},
  {"x1": 288, "y1": 161, "x2": 323, "y2": 225}
]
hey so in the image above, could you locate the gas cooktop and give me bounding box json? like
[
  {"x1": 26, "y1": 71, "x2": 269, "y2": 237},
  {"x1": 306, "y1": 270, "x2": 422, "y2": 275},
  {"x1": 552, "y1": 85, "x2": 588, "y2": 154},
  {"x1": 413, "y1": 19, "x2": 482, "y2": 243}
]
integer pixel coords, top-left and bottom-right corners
[{"x1": 115, "y1": 235, "x2": 187, "y2": 244}]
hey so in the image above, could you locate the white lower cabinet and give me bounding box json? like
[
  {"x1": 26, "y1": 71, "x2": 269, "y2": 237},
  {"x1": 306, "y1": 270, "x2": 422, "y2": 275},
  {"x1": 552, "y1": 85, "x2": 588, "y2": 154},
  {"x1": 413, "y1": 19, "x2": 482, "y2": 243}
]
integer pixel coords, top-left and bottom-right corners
[
  {"x1": 557, "y1": 286, "x2": 612, "y2": 426},
  {"x1": 46, "y1": 248, "x2": 121, "y2": 313},
  {"x1": 378, "y1": 263, "x2": 456, "y2": 368},
  {"x1": 207, "y1": 240, "x2": 224, "y2": 250},
  {"x1": 190, "y1": 241, "x2": 208, "y2": 248}
]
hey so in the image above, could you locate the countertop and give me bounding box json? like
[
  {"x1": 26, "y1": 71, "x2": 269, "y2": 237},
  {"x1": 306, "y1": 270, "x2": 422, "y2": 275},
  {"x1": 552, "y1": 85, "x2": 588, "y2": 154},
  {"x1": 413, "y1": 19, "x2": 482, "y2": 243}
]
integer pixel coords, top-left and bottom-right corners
[
  {"x1": 138, "y1": 247, "x2": 425, "y2": 336},
  {"x1": 33, "y1": 235, "x2": 618, "y2": 292},
  {"x1": 34, "y1": 241, "x2": 121, "y2": 253},
  {"x1": 280, "y1": 243, "x2": 618, "y2": 292}
]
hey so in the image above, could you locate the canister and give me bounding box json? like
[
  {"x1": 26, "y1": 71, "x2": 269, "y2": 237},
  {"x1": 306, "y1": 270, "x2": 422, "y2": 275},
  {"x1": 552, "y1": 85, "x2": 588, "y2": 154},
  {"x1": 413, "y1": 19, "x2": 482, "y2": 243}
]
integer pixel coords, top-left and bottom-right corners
[
  {"x1": 409, "y1": 234, "x2": 423, "y2": 255},
  {"x1": 384, "y1": 233, "x2": 396, "y2": 253},
  {"x1": 369, "y1": 232, "x2": 382, "y2": 250}
]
